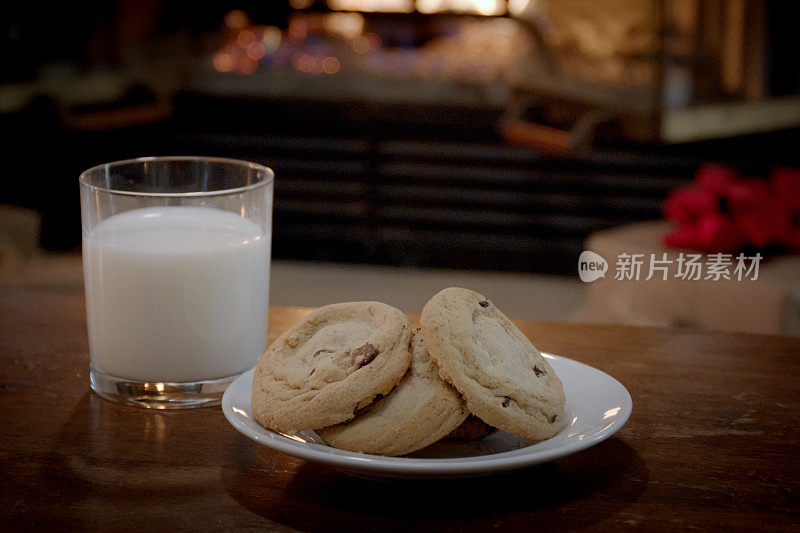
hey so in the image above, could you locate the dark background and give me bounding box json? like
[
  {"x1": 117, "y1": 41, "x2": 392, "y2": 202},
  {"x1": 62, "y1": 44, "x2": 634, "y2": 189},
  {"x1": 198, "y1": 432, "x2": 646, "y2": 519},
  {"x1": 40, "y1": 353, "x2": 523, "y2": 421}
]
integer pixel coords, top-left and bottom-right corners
[{"x1": 2, "y1": 1, "x2": 798, "y2": 274}]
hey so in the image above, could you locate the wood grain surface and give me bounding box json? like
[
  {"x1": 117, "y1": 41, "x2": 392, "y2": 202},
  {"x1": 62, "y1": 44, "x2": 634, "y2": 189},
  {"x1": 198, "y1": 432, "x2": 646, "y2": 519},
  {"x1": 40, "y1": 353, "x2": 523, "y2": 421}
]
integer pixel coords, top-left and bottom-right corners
[{"x1": 1, "y1": 289, "x2": 798, "y2": 531}]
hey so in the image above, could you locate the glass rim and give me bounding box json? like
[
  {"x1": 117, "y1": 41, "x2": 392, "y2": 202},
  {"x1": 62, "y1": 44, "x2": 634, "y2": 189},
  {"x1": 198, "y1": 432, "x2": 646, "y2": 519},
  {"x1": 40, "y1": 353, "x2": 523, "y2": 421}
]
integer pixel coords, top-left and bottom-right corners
[{"x1": 79, "y1": 156, "x2": 274, "y2": 198}]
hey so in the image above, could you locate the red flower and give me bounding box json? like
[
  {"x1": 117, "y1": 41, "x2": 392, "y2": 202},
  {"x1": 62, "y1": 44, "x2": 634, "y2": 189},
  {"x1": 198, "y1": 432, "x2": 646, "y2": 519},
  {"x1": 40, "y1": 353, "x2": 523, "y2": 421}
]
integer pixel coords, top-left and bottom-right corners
[
  {"x1": 663, "y1": 164, "x2": 800, "y2": 253},
  {"x1": 694, "y1": 212, "x2": 745, "y2": 253},
  {"x1": 776, "y1": 194, "x2": 800, "y2": 214},
  {"x1": 734, "y1": 211, "x2": 779, "y2": 249},
  {"x1": 695, "y1": 164, "x2": 738, "y2": 195},
  {"x1": 771, "y1": 166, "x2": 800, "y2": 196},
  {"x1": 772, "y1": 167, "x2": 800, "y2": 215},
  {"x1": 725, "y1": 179, "x2": 773, "y2": 214},
  {"x1": 662, "y1": 188, "x2": 717, "y2": 223}
]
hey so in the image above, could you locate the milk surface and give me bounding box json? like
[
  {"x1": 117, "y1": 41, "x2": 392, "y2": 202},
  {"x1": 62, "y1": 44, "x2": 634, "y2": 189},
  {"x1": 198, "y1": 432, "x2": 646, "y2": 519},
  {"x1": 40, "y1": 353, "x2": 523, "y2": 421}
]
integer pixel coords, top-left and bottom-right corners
[{"x1": 83, "y1": 206, "x2": 269, "y2": 382}]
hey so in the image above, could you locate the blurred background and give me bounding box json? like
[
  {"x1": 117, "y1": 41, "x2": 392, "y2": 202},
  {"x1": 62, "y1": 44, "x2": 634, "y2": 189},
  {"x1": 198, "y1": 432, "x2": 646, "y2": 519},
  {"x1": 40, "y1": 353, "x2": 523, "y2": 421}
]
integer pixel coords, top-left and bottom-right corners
[{"x1": 1, "y1": 0, "x2": 798, "y2": 333}]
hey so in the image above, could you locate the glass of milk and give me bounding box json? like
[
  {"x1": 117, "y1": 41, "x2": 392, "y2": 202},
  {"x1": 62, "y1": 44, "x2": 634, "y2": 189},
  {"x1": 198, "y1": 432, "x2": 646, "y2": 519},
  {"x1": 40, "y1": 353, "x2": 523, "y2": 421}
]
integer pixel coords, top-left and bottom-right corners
[{"x1": 79, "y1": 157, "x2": 273, "y2": 409}]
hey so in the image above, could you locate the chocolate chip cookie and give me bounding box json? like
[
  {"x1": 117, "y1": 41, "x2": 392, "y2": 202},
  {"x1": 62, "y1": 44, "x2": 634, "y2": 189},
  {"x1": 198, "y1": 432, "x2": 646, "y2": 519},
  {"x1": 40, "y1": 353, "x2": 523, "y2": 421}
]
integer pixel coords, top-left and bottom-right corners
[
  {"x1": 421, "y1": 287, "x2": 566, "y2": 441},
  {"x1": 252, "y1": 301, "x2": 412, "y2": 433},
  {"x1": 316, "y1": 329, "x2": 468, "y2": 456}
]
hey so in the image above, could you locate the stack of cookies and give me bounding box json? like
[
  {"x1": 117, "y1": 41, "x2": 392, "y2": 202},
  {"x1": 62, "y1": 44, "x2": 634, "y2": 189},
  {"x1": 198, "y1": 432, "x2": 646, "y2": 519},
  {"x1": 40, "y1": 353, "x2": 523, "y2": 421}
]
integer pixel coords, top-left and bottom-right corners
[{"x1": 251, "y1": 287, "x2": 566, "y2": 456}]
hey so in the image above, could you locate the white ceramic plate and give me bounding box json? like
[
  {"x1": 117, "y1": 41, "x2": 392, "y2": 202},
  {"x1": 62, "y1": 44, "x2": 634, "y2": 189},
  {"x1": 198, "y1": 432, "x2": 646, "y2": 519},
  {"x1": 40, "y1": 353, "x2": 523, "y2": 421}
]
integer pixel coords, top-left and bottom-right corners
[{"x1": 222, "y1": 353, "x2": 632, "y2": 480}]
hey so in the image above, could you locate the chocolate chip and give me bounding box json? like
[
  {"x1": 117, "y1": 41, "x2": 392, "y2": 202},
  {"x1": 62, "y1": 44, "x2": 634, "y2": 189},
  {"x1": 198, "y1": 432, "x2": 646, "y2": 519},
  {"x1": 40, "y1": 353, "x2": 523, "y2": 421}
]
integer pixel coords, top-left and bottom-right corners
[
  {"x1": 352, "y1": 393, "x2": 382, "y2": 417},
  {"x1": 312, "y1": 348, "x2": 333, "y2": 357},
  {"x1": 350, "y1": 343, "x2": 379, "y2": 367},
  {"x1": 502, "y1": 396, "x2": 511, "y2": 407},
  {"x1": 350, "y1": 343, "x2": 376, "y2": 358},
  {"x1": 551, "y1": 414, "x2": 557, "y2": 424},
  {"x1": 309, "y1": 368, "x2": 315, "y2": 376},
  {"x1": 479, "y1": 300, "x2": 489, "y2": 307},
  {"x1": 533, "y1": 365, "x2": 545, "y2": 377}
]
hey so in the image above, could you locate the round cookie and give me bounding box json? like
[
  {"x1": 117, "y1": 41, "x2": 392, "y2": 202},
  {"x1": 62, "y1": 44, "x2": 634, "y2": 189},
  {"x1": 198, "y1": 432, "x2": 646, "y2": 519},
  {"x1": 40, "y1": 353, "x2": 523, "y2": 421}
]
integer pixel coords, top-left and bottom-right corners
[
  {"x1": 316, "y1": 330, "x2": 468, "y2": 456},
  {"x1": 421, "y1": 287, "x2": 566, "y2": 442},
  {"x1": 252, "y1": 301, "x2": 412, "y2": 433}
]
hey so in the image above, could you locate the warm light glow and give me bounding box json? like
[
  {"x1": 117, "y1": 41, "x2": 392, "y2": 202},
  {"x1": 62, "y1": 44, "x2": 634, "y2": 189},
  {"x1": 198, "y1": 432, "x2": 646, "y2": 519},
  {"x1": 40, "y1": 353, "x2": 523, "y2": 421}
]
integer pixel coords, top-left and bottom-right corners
[
  {"x1": 224, "y1": 10, "x2": 249, "y2": 30},
  {"x1": 237, "y1": 30, "x2": 255, "y2": 48},
  {"x1": 288, "y1": 19, "x2": 309, "y2": 42},
  {"x1": 238, "y1": 57, "x2": 258, "y2": 74},
  {"x1": 246, "y1": 42, "x2": 266, "y2": 60},
  {"x1": 352, "y1": 36, "x2": 371, "y2": 54},
  {"x1": 155, "y1": 382, "x2": 165, "y2": 392},
  {"x1": 261, "y1": 26, "x2": 282, "y2": 52},
  {"x1": 211, "y1": 3, "x2": 532, "y2": 82},
  {"x1": 323, "y1": 12, "x2": 365, "y2": 39},
  {"x1": 328, "y1": 0, "x2": 414, "y2": 12},
  {"x1": 508, "y1": 0, "x2": 533, "y2": 17},
  {"x1": 213, "y1": 52, "x2": 235, "y2": 72},
  {"x1": 603, "y1": 407, "x2": 621, "y2": 419},
  {"x1": 416, "y1": 0, "x2": 505, "y2": 15},
  {"x1": 474, "y1": 0, "x2": 505, "y2": 15},
  {"x1": 352, "y1": 32, "x2": 380, "y2": 54},
  {"x1": 292, "y1": 53, "x2": 319, "y2": 73},
  {"x1": 322, "y1": 56, "x2": 341, "y2": 74}
]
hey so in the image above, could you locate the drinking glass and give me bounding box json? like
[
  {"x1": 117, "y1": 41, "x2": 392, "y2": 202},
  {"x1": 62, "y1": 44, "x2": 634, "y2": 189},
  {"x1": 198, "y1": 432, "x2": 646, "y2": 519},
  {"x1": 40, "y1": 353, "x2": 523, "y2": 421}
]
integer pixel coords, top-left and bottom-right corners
[{"x1": 80, "y1": 156, "x2": 274, "y2": 408}]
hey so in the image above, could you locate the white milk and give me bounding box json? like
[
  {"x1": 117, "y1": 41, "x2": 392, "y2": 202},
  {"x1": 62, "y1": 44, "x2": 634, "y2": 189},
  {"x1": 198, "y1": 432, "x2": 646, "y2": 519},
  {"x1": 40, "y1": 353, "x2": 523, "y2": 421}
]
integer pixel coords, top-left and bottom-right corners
[{"x1": 83, "y1": 206, "x2": 269, "y2": 382}]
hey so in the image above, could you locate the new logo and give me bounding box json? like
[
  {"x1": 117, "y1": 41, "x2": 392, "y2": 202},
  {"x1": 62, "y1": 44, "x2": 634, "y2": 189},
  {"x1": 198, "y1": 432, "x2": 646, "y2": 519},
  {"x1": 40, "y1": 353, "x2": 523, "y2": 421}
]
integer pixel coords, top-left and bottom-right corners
[{"x1": 578, "y1": 251, "x2": 608, "y2": 282}]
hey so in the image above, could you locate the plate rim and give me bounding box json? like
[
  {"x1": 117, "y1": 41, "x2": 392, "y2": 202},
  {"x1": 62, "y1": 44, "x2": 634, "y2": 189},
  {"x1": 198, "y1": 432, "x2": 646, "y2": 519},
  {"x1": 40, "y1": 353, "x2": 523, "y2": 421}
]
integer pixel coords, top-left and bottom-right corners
[{"x1": 222, "y1": 353, "x2": 632, "y2": 475}]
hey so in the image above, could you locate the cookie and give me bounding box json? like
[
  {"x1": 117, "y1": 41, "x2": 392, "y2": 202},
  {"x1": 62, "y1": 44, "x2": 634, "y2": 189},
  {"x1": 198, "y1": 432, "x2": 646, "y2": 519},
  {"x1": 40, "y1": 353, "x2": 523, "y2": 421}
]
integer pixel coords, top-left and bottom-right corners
[
  {"x1": 252, "y1": 301, "x2": 412, "y2": 433},
  {"x1": 316, "y1": 330, "x2": 468, "y2": 456},
  {"x1": 421, "y1": 287, "x2": 566, "y2": 442}
]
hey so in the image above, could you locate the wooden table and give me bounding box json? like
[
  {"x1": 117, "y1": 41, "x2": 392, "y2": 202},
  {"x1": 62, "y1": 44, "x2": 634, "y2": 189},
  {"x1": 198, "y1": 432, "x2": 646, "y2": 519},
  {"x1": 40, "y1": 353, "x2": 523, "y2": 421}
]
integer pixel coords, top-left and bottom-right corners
[{"x1": 2, "y1": 289, "x2": 798, "y2": 530}]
